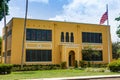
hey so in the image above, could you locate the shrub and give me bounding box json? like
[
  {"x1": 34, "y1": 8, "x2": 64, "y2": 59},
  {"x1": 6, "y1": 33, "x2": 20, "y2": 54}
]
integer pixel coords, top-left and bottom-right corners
[
  {"x1": 87, "y1": 61, "x2": 91, "y2": 67},
  {"x1": 74, "y1": 60, "x2": 78, "y2": 68},
  {"x1": 91, "y1": 63, "x2": 108, "y2": 68},
  {"x1": 12, "y1": 64, "x2": 60, "y2": 71},
  {"x1": 79, "y1": 60, "x2": 86, "y2": 68},
  {"x1": 61, "y1": 62, "x2": 67, "y2": 69},
  {"x1": 0, "y1": 64, "x2": 13, "y2": 74},
  {"x1": 108, "y1": 59, "x2": 120, "y2": 72},
  {"x1": 85, "y1": 68, "x2": 105, "y2": 72}
]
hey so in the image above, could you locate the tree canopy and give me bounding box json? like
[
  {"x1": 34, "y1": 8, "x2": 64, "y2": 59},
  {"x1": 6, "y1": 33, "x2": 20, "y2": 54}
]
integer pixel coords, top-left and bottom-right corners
[
  {"x1": 0, "y1": 0, "x2": 10, "y2": 21},
  {"x1": 115, "y1": 15, "x2": 120, "y2": 38},
  {"x1": 112, "y1": 42, "x2": 120, "y2": 59}
]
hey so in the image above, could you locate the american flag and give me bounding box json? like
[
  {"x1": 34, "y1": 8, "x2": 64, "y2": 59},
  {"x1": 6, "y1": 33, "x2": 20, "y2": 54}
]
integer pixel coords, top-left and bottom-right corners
[{"x1": 100, "y1": 11, "x2": 108, "y2": 24}]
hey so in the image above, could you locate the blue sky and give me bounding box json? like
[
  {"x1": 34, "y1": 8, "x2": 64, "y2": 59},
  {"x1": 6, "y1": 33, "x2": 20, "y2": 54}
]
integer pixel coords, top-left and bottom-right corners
[{"x1": 0, "y1": 0, "x2": 120, "y2": 42}]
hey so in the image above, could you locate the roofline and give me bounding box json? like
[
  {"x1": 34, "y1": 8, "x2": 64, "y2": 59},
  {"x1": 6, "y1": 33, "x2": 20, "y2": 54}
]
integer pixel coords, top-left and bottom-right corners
[
  {"x1": 2, "y1": 18, "x2": 13, "y2": 29},
  {"x1": 11, "y1": 17, "x2": 110, "y2": 27}
]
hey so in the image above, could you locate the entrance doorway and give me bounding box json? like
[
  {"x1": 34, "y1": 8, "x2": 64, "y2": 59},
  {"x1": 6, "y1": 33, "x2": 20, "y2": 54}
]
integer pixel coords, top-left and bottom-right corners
[{"x1": 68, "y1": 51, "x2": 75, "y2": 67}]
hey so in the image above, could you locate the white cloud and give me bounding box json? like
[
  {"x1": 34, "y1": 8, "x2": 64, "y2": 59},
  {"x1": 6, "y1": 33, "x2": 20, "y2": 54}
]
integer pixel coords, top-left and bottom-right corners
[
  {"x1": 29, "y1": 0, "x2": 49, "y2": 4},
  {"x1": 49, "y1": 0, "x2": 120, "y2": 42}
]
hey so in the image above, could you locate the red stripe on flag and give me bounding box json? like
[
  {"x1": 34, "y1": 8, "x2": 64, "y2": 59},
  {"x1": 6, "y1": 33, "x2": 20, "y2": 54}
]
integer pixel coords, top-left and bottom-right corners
[{"x1": 100, "y1": 11, "x2": 108, "y2": 24}]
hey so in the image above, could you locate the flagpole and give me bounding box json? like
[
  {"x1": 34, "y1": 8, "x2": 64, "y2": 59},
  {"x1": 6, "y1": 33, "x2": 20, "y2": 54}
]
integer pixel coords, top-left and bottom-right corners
[
  {"x1": 106, "y1": 4, "x2": 109, "y2": 25},
  {"x1": 106, "y1": 4, "x2": 110, "y2": 63}
]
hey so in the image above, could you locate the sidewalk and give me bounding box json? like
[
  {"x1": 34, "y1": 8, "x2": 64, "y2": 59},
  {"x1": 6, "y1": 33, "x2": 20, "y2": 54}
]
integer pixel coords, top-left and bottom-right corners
[{"x1": 27, "y1": 75, "x2": 120, "y2": 80}]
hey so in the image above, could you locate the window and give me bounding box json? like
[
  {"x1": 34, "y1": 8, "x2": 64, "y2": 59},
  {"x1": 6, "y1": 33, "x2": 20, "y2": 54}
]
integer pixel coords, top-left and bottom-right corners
[
  {"x1": 61, "y1": 32, "x2": 64, "y2": 42},
  {"x1": 82, "y1": 32, "x2": 102, "y2": 43},
  {"x1": 7, "y1": 50, "x2": 11, "y2": 56},
  {"x1": 82, "y1": 50, "x2": 103, "y2": 61},
  {"x1": 31, "y1": 29, "x2": 36, "y2": 40},
  {"x1": 7, "y1": 29, "x2": 12, "y2": 37},
  {"x1": 3, "y1": 29, "x2": 12, "y2": 40},
  {"x1": 47, "y1": 30, "x2": 52, "y2": 41},
  {"x1": 26, "y1": 29, "x2": 31, "y2": 40},
  {"x1": 26, "y1": 50, "x2": 52, "y2": 62},
  {"x1": 36, "y1": 29, "x2": 41, "y2": 41},
  {"x1": 26, "y1": 29, "x2": 52, "y2": 41},
  {"x1": 66, "y1": 32, "x2": 69, "y2": 42},
  {"x1": 41, "y1": 30, "x2": 46, "y2": 41},
  {"x1": 70, "y1": 32, "x2": 74, "y2": 42}
]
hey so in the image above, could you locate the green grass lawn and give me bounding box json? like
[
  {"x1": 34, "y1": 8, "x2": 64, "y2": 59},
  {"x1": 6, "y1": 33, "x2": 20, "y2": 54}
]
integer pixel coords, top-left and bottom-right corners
[{"x1": 0, "y1": 69, "x2": 119, "y2": 80}]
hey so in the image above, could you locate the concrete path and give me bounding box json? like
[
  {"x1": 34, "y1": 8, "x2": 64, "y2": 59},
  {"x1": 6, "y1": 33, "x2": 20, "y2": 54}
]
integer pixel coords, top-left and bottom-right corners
[{"x1": 26, "y1": 75, "x2": 120, "y2": 80}]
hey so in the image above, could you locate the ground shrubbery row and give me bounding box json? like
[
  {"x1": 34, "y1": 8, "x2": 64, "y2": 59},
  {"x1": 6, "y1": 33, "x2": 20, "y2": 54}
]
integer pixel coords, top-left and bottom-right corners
[
  {"x1": 108, "y1": 59, "x2": 120, "y2": 72},
  {"x1": 13, "y1": 64, "x2": 60, "y2": 71},
  {"x1": 85, "y1": 68, "x2": 106, "y2": 72},
  {"x1": 79, "y1": 60, "x2": 107, "y2": 68},
  {"x1": 1, "y1": 59, "x2": 120, "y2": 75},
  {"x1": 0, "y1": 64, "x2": 60, "y2": 74},
  {"x1": 0, "y1": 64, "x2": 13, "y2": 74}
]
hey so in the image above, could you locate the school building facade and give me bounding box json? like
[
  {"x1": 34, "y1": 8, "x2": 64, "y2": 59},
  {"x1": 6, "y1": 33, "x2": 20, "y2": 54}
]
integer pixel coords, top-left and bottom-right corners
[{"x1": 1, "y1": 18, "x2": 112, "y2": 67}]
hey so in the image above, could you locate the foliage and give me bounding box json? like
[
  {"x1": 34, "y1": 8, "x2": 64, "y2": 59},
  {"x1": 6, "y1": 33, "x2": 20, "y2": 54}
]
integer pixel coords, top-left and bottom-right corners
[
  {"x1": 61, "y1": 62, "x2": 67, "y2": 69},
  {"x1": 0, "y1": 0, "x2": 10, "y2": 21},
  {"x1": 0, "y1": 64, "x2": 13, "y2": 74},
  {"x1": 79, "y1": 60, "x2": 86, "y2": 68},
  {"x1": 115, "y1": 16, "x2": 120, "y2": 21},
  {"x1": 108, "y1": 59, "x2": 120, "y2": 72},
  {"x1": 85, "y1": 68, "x2": 106, "y2": 72},
  {"x1": 115, "y1": 15, "x2": 120, "y2": 38},
  {"x1": 91, "y1": 63, "x2": 108, "y2": 68},
  {"x1": 82, "y1": 46, "x2": 100, "y2": 61},
  {"x1": 74, "y1": 60, "x2": 78, "y2": 68},
  {"x1": 112, "y1": 42, "x2": 120, "y2": 59},
  {"x1": 12, "y1": 64, "x2": 60, "y2": 71},
  {"x1": 87, "y1": 61, "x2": 91, "y2": 67}
]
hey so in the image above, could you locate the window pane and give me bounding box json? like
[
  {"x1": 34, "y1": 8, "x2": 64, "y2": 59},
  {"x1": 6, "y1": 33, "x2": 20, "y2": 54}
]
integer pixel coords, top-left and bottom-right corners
[
  {"x1": 61, "y1": 32, "x2": 64, "y2": 42},
  {"x1": 26, "y1": 29, "x2": 31, "y2": 40},
  {"x1": 70, "y1": 32, "x2": 74, "y2": 42},
  {"x1": 91, "y1": 33, "x2": 94, "y2": 43},
  {"x1": 47, "y1": 30, "x2": 52, "y2": 41},
  {"x1": 26, "y1": 29, "x2": 52, "y2": 41},
  {"x1": 66, "y1": 32, "x2": 69, "y2": 42},
  {"x1": 31, "y1": 29, "x2": 36, "y2": 40},
  {"x1": 82, "y1": 32, "x2": 87, "y2": 42},
  {"x1": 36, "y1": 29, "x2": 42, "y2": 41},
  {"x1": 82, "y1": 32, "x2": 102, "y2": 43},
  {"x1": 26, "y1": 50, "x2": 52, "y2": 62}
]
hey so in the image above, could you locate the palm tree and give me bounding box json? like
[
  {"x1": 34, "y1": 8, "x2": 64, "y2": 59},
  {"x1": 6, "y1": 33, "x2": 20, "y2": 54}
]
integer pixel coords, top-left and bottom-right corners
[
  {"x1": 21, "y1": 0, "x2": 28, "y2": 68},
  {"x1": 0, "y1": 0, "x2": 10, "y2": 21}
]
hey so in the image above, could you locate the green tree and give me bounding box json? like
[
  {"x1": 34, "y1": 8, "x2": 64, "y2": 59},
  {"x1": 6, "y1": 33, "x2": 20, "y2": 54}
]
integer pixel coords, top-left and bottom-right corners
[
  {"x1": 0, "y1": 0, "x2": 10, "y2": 21},
  {"x1": 82, "y1": 46, "x2": 100, "y2": 66},
  {"x1": 115, "y1": 15, "x2": 120, "y2": 38},
  {"x1": 112, "y1": 42, "x2": 120, "y2": 59}
]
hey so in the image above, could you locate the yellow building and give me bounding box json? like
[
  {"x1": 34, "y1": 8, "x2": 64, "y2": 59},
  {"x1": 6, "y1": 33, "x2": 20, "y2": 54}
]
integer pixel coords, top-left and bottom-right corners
[{"x1": 1, "y1": 18, "x2": 112, "y2": 67}]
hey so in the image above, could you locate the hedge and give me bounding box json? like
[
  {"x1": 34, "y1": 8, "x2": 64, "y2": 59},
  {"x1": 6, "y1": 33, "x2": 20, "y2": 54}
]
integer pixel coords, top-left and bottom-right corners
[
  {"x1": 0, "y1": 64, "x2": 13, "y2": 74},
  {"x1": 12, "y1": 64, "x2": 60, "y2": 71},
  {"x1": 108, "y1": 59, "x2": 120, "y2": 72}
]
